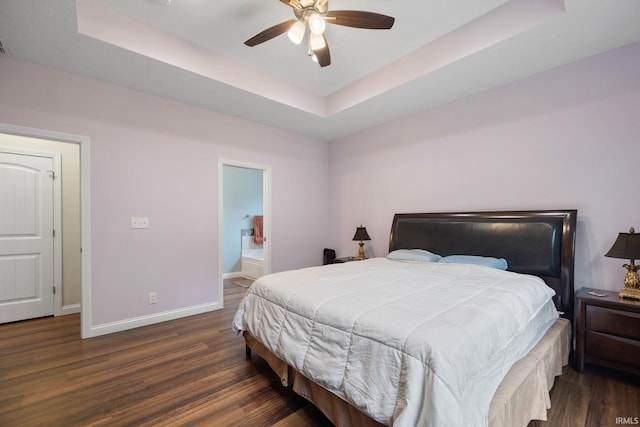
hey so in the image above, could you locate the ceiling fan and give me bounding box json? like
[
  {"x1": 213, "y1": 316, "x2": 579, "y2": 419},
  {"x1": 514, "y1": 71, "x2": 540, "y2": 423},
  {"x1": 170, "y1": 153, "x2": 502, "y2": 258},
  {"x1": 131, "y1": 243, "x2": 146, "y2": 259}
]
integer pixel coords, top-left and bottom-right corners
[{"x1": 244, "y1": 0, "x2": 395, "y2": 67}]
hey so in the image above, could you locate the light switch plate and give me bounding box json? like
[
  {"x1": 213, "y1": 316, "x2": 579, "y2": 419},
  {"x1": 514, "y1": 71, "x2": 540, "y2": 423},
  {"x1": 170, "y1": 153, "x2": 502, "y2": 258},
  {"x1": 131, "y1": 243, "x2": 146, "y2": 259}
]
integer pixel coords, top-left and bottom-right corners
[{"x1": 131, "y1": 216, "x2": 149, "y2": 229}]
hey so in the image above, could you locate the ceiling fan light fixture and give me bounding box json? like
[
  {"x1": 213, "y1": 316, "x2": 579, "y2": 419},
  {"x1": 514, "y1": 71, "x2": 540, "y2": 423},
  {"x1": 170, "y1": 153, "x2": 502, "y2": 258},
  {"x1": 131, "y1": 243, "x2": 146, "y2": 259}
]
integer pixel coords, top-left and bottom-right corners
[
  {"x1": 309, "y1": 32, "x2": 326, "y2": 51},
  {"x1": 308, "y1": 12, "x2": 326, "y2": 35},
  {"x1": 287, "y1": 20, "x2": 306, "y2": 44},
  {"x1": 244, "y1": 1, "x2": 395, "y2": 68}
]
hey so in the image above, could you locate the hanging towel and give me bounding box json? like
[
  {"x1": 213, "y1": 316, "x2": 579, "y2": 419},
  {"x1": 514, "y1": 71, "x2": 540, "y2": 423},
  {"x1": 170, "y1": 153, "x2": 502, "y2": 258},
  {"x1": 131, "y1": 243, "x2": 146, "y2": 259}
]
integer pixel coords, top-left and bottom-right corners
[{"x1": 253, "y1": 215, "x2": 264, "y2": 245}]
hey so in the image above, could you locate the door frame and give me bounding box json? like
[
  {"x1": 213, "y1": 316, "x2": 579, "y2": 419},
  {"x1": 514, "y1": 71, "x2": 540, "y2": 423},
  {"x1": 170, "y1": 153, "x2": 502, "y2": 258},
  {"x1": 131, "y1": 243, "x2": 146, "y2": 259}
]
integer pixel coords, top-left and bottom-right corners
[
  {"x1": 0, "y1": 147, "x2": 62, "y2": 317},
  {"x1": 218, "y1": 158, "x2": 271, "y2": 306},
  {"x1": 0, "y1": 123, "x2": 92, "y2": 337}
]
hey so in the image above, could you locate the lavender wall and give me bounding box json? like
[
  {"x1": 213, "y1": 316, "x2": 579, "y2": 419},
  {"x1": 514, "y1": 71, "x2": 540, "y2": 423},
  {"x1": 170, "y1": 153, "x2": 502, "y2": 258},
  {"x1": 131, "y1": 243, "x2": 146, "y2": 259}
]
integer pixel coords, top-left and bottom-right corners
[
  {"x1": 329, "y1": 41, "x2": 640, "y2": 293},
  {"x1": 0, "y1": 57, "x2": 329, "y2": 328}
]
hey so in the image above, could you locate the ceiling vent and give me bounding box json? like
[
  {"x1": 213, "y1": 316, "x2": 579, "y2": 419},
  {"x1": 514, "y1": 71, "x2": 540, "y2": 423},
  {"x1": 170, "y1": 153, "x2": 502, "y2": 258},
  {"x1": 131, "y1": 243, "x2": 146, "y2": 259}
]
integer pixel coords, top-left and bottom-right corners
[{"x1": 0, "y1": 39, "x2": 10, "y2": 56}]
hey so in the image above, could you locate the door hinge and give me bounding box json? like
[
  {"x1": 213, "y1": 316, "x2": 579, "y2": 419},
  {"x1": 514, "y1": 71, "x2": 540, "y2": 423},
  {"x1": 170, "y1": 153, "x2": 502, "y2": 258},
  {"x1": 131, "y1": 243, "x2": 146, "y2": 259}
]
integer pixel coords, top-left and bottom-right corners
[
  {"x1": 53, "y1": 286, "x2": 56, "y2": 295},
  {"x1": 53, "y1": 229, "x2": 56, "y2": 238},
  {"x1": 46, "y1": 170, "x2": 57, "y2": 179}
]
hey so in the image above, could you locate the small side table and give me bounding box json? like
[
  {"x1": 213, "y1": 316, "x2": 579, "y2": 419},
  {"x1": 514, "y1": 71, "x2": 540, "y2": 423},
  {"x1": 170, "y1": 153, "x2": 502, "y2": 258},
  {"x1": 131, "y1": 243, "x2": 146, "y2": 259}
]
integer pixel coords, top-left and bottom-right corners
[
  {"x1": 574, "y1": 287, "x2": 640, "y2": 376},
  {"x1": 333, "y1": 257, "x2": 361, "y2": 263}
]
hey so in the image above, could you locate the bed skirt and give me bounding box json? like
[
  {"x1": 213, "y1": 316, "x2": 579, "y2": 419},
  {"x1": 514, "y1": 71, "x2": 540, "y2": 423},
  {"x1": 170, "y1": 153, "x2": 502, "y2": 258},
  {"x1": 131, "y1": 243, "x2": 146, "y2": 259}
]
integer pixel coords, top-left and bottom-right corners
[{"x1": 243, "y1": 317, "x2": 570, "y2": 427}]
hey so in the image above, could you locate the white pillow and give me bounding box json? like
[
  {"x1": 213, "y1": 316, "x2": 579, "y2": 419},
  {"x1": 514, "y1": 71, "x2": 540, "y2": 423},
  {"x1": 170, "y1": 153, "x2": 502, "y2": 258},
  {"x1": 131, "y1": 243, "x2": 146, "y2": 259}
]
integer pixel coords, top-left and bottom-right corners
[{"x1": 387, "y1": 249, "x2": 441, "y2": 263}]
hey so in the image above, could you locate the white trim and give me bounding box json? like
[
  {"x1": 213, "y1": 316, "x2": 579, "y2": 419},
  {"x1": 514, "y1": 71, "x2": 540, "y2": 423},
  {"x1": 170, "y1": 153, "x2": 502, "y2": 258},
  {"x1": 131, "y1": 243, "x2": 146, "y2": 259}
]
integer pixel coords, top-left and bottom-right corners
[
  {"x1": 223, "y1": 272, "x2": 244, "y2": 280},
  {"x1": 88, "y1": 302, "x2": 221, "y2": 337},
  {"x1": 51, "y1": 154, "x2": 63, "y2": 315},
  {"x1": 218, "y1": 158, "x2": 272, "y2": 308},
  {"x1": 61, "y1": 303, "x2": 81, "y2": 315},
  {"x1": 0, "y1": 123, "x2": 92, "y2": 338}
]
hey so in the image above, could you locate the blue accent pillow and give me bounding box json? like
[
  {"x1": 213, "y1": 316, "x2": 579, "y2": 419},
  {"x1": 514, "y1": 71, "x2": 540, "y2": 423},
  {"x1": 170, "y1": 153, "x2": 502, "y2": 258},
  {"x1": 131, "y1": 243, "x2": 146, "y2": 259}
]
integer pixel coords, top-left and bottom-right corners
[
  {"x1": 387, "y1": 249, "x2": 441, "y2": 263},
  {"x1": 439, "y1": 255, "x2": 508, "y2": 270}
]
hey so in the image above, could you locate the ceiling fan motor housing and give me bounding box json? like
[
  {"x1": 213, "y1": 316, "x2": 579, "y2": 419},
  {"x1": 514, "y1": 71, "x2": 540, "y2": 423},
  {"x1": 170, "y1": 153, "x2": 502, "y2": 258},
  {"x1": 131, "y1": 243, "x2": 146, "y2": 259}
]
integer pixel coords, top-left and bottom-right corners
[{"x1": 294, "y1": 3, "x2": 328, "y2": 21}]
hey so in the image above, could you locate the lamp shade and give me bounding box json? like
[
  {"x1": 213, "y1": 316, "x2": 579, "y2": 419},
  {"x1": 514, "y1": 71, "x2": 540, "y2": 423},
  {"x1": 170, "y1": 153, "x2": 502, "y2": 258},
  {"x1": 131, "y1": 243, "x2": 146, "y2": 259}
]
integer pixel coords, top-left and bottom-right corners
[
  {"x1": 308, "y1": 12, "x2": 326, "y2": 35},
  {"x1": 309, "y1": 32, "x2": 326, "y2": 51},
  {"x1": 605, "y1": 228, "x2": 640, "y2": 260},
  {"x1": 352, "y1": 226, "x2": 371, "y2": 241},
  {"x1": 287, "y1": 20, "x2": 306, "y2": 45}
]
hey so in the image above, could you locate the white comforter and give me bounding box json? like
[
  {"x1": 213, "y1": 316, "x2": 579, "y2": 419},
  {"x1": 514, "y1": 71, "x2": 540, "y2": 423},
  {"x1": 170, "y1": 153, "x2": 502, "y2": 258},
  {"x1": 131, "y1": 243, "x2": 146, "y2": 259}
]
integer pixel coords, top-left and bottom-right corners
[{"x1": 232, "y1": 257, "x2": 558, "y2": 427}]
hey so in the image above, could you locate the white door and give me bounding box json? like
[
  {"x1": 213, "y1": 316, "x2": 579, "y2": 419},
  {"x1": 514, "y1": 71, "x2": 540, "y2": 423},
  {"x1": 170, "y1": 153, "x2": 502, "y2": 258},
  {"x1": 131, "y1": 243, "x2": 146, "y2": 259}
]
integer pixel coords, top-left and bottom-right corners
[{"x1": 0, "y1": 151, "x2": 55, "y2": 323}]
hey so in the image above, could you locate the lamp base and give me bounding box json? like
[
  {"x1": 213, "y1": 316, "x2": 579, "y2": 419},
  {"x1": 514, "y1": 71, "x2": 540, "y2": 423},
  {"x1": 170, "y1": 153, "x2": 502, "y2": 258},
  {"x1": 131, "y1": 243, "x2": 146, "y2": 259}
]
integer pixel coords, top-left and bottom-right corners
[
  {"x1": 619, "y1": 286, "x2": 640, "y2": 300},
  {"x1": 619, "y1": 266, "x2": 640, "y2": 300},
  {"x1": 356, "y1": 241, "x2": 366, "y2": 261}
]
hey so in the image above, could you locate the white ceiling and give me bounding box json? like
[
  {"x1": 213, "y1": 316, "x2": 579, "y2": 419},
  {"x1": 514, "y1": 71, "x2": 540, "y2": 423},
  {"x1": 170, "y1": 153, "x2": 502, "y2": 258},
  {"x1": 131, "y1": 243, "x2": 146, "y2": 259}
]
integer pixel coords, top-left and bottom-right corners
[{"x1": 1, "y1": 0, "x2": 639, "y2": 140}]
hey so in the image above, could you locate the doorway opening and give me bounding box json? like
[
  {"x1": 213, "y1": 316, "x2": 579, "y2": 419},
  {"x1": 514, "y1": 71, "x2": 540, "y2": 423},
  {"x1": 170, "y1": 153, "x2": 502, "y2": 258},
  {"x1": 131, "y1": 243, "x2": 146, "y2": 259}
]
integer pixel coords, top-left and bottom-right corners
[
  {"x1": 218, "y1": 159, "x2": 271, "y2": 304},
  {"x1": 0, "y1": 123, "x2": 91, "y2": 336}
]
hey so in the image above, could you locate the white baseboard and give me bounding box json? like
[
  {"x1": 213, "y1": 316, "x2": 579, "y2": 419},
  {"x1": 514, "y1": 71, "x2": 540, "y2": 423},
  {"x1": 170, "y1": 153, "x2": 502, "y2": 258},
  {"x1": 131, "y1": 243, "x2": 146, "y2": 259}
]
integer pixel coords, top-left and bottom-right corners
[
  {"x1": 60, "y1": 304, "x2": 81, "y2": 315},
  {"x1": 223, "y1": 272, "x2": 243, "y2": 280},
  {"x1": 85, "y1": 302, "x2": 222, "y2": 338}
]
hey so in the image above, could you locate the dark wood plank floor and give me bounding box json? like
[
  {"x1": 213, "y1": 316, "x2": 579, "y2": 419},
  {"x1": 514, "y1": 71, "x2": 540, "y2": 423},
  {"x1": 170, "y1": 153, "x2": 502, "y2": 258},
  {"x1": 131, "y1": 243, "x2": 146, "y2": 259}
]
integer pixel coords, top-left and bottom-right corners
[{"x1": 1, "y1": 282, "x2": 638, "y2": 427}]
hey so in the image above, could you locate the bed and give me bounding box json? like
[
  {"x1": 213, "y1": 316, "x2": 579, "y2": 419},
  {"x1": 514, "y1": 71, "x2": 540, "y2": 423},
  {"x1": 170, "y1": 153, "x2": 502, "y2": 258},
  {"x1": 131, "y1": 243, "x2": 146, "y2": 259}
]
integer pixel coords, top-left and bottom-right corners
[{"x1": 232, "y1": 210, "x2": 577, "y2": 427}]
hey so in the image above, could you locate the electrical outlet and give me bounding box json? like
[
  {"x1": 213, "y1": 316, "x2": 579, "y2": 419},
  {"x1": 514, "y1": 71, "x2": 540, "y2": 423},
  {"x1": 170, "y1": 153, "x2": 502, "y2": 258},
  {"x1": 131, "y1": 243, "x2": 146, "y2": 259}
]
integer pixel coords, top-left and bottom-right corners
[
  {"x1": 149, "y1": 292, "x2": 158, "y2": 304},
  {"x1": 131, "y1": 217, "x2": 150, "y2": 229}
]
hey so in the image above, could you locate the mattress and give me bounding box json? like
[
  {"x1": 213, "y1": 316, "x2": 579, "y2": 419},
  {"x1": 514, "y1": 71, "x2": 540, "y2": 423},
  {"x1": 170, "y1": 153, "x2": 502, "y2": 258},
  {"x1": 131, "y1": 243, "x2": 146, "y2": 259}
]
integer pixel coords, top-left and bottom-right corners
[{"x1": 232, "y1": 258, "x2": 559, "y2": 427}]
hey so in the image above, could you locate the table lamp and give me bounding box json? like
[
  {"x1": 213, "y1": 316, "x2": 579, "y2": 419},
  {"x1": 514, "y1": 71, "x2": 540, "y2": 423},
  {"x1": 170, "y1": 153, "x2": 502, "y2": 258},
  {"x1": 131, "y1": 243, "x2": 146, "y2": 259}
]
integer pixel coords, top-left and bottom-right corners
[
  {"x1": 352, "y1": 225, "x2": 371, "y2": 260},
  {"x1": 605, "y1": 227, "x2": 640, "y2": 300}
]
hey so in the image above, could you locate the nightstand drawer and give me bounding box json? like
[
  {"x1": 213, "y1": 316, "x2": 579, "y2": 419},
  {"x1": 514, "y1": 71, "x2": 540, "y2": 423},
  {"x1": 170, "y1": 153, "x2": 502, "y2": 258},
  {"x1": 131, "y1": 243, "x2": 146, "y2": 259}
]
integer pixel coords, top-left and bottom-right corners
[
  {"x1": 586, "y1": 305, "x2": 640, "y2": 340},
  {"x1": 585, "y1": 330, "x2": 640, "y2": 369}
]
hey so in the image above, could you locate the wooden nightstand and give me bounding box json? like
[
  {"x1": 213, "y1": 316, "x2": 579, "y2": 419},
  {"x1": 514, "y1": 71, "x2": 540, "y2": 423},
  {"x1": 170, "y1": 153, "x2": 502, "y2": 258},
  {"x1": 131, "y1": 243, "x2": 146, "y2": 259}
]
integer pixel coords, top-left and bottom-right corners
[
  {"x1": 575, "y1": 287, "x2": 640, "y2": 376},
  {"x1": 333, "y1": 257, "x2": 360, "y2": 263}
]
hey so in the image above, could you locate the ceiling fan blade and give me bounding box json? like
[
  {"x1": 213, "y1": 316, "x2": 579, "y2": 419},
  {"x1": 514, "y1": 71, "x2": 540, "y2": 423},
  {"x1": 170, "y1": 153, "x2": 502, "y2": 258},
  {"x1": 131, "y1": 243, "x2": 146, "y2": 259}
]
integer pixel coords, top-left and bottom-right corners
[
  {"x1": 314, "y1": 35, "x2": 331, "y2": 67},
  {"x1": 326, "y1": 11, "x2": 395, "y2": 30},
  {"x1": 244, "y1": 20, "x2": 297, "y2": 47}
]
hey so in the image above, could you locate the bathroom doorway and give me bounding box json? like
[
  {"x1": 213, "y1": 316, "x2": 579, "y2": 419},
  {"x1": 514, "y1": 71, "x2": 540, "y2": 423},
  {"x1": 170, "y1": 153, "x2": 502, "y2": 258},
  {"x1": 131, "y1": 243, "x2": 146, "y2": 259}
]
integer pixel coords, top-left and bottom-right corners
[{"x1": 218, "y1": 160, "x2": 271, "y2": 300}]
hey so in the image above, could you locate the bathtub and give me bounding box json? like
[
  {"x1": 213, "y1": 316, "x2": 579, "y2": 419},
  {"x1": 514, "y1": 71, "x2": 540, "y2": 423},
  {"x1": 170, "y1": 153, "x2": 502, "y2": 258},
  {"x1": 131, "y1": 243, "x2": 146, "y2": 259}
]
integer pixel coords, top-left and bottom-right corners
[{"x1": 242, "y1": 247, "x2": 264, "y2": 280}]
